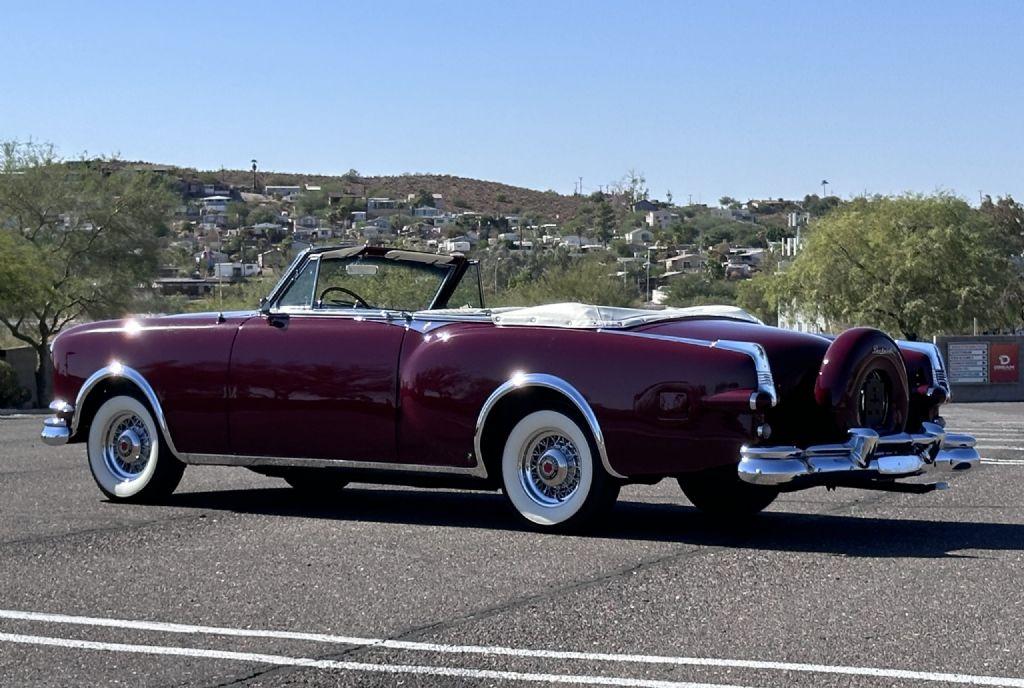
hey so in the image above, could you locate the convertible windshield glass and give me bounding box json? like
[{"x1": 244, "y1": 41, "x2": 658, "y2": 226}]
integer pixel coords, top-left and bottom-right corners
[{"x1": 289, "y1": 255, "x2": 451, "y2": 311}]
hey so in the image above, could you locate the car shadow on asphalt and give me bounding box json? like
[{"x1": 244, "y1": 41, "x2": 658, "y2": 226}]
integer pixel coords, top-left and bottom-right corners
[{"x1": 160, "y1": 486, "x2": 1024, "y2": 559}]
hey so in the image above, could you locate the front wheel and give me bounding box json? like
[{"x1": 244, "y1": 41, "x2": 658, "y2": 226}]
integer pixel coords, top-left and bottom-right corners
[
  {"x1": 678, "y1": 465, "x2": 778, "y2": 519},
  {"x1": 501, "y1": 410, "x2": 619, "y2": 532},
  {"x1": 87, "y1": 395, "x2": 185, "y2": 502}
]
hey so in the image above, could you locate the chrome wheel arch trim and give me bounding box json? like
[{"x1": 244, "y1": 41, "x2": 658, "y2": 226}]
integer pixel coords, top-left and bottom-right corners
[
  {"x1": 70, "y1": 363, "x2": 182, "y2": 457},
  {"x1": 474, "y1": 373, "x2": 625, "y2": 480}
]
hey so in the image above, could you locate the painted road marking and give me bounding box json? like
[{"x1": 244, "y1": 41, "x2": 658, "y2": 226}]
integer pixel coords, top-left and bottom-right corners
[
  {"x1": 974, "y1": 445, "x2": 1024, "y2": 452},
  {"x1": 0, "y1": 632, "x2": 757, "y2": 688},
  {"x1": 2, "y1": 609, "x2": 1024, "y2": 687},
  {"x1": 981, "y1": 458, "x2": 1024, "y2": 466}
]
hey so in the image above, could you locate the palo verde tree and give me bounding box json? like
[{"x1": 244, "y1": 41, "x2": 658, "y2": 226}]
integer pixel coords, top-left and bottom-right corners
[
  {"x1": 0, "y1": 141, "x2": 176, "y2": 403},
  {"x1": 773, "y1": 194, "x2": 1019, "y2": 340}
]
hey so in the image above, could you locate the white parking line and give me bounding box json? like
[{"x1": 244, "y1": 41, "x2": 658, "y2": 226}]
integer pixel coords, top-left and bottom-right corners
[
  {"x1": 981, "y1": 458, "x2": 1024, "y2": 466},
  {"x1": 2, "y1": 609, "x2": 1024, "y2": 687},
  {"x1": 0, "y1": 632, "x2": 755, "y2": 688},
  {"x1": 975, "y1": 445, "x2": 1024, "y2": 452}
]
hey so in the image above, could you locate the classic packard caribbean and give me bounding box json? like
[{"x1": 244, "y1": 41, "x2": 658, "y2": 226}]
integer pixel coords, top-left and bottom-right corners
[{"x1": 41, "y1": 245, "x2": 980, "y2": 530}]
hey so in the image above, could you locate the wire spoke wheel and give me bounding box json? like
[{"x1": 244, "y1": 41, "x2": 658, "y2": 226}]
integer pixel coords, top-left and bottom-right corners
[
  {"x1": 518, "y1": 430, "x2": 582, "y2": 507},
  {"x1": 501, "y1": 409, "x2": 618, "y2": 531},
  {"x1": 87, "y1": 395, "x2": 185, "y2": 502},
  {"x1": 101, "y1": 411, "x2": 153, "y2": 480}
]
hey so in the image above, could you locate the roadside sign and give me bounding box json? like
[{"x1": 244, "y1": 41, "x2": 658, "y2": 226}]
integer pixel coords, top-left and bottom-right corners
[
  {"x1": 989, "y1": 343, "x2": 1020, "y2": 384},
  {"x1": 948, "y1": 341, "x2": 989, "y2": 384}
]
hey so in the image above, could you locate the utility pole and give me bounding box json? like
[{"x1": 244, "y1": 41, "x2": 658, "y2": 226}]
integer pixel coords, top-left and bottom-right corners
[
  {"x1": 251, "y1": 159, "x2": 258, "y2": 192},
  {"x1": 646, "y1": 245, "x2": 652, "y2": 303},
  {"x1": 578, "y1": 177, "x2": 583, "y2": 197}
]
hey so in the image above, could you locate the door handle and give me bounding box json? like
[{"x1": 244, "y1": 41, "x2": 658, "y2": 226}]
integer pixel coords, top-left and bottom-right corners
[{"x1": 267, "y1": 312, "x2": 290, "y2": 329}]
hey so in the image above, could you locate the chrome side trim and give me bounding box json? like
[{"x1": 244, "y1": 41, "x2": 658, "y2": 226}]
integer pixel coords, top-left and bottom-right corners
[
  {"x1": 897, "y1": 340, "x2": 951, "y2": 401},
  {"x1": 738, "y1": 421, "x2": 979, "y2": 486},
  {"x1": 180, "y1": 453, "x2": 489, "y2": 477},
  {"x1": 69, "y1": 364, "x2": 182, "y2": 457},
  {"x1": 598, "y1": 330, "x2": 778, "y2": 408},
  {"x1": 474, "y1": 373, "x2": 624, "y2": 479}
]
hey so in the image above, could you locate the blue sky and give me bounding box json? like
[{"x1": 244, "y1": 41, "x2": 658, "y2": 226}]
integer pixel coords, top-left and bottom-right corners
[{"x1": 2, "y1": 1, "x2": 1021, "y2": 202}]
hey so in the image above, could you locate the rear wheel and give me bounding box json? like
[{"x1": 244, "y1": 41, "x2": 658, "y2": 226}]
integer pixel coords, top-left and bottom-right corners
[
  {"x1": 500, "y1": 410, "x2": 619, "y2": 532},
  {"x1": 678, "y1": 465, "x2": 778, "y2": 519},
  {"x1": 87, "y1": 395, "x2": 185, "y2": 502}
]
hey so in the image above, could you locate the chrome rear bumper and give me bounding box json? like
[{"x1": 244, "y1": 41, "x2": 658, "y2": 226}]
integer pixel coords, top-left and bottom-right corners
[
  {"x1": 40, "y1": 400, "x2": 74, "y2": 446},
  {"x1": 738, "y1": 422, "x2": 979, "y2": 487}
]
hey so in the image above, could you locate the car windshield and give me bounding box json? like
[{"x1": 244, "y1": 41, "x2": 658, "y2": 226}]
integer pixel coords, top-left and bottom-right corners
[{"x1": 275, "y1": 253, "x2": 455, "y2": 311}]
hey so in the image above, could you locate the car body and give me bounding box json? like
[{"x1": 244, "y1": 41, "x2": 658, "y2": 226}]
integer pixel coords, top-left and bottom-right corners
[{"x1": 41, "y1": 245, "x2": 980, "y2": 530}]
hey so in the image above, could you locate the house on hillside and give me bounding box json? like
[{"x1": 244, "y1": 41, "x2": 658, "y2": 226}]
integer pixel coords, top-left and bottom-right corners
[
  {"x1": 624, "y1": 227, "x2": 654, "y2": 245},
  {"x1": 367, "y1": 198, "x2": 402, "y2": 217},
  {"x1": 632, "y1": 199, "x2": 658, "y2": 213},
  {"x1": 646, "y1": 209, "x2": 678, "y2": 230},
  {"x1": 265, "y1": 185, "x2": 303, "y2": 199},
  {"x1": 663, "y1": 252, "x2": 708, "y2": 274}
]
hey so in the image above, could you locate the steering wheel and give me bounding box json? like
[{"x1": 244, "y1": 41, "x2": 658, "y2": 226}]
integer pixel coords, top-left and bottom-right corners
[{"x1": 317, "y1": 286, "x2": 371, "y2": 309}]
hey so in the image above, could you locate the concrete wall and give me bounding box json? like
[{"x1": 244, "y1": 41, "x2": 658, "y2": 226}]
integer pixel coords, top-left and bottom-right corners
[
  {"x1": 0, "y1": 346, "x2": 40, "y2": 408},
  {"x1": 936, "y1": 335, "x2": 1024, "y2": 402}
]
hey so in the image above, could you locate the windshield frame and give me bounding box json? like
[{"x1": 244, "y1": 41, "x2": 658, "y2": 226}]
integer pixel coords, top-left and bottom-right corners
[{"x1": 262, "y1": 245, "x2": 480, "y2": 314}]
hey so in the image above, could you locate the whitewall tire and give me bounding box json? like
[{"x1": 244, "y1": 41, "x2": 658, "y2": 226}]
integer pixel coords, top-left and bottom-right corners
[
  {"x1": 501, "y1": 410, "x2": 618, "y2": 531},
  {"x1": 87, "y1": 395, "x2": 185, "y2": 501}
]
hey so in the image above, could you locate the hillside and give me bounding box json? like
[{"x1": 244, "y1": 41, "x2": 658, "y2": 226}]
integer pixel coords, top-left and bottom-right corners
[{"x1": 159, "y1": 164, "x2": 587, "y2": 221}]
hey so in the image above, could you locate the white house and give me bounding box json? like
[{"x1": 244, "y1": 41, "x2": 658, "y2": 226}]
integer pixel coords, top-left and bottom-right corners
[
  {"x1": 645, "y1": 210, "x2": 677, "y2": 230},
  {"x1": 625, "y1": 227, "x2": 655, "y2": 245},
  {"x1": 213, "y1": 262, "x2": 260, "y2": 279},
  {"x1": 441, "y1": 238, "x2": 471, "y2": 253},
  {"x1": 201, "y1": 195, "x2": 231, "y2": 213}
]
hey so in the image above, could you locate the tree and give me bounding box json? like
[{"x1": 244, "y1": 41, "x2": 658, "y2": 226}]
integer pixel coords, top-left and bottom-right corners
[
  {"x1": 662, "y1": 274, "x2": 737, "y2": 308},
  {"x1": 594, "y1": 200, "x2": 616, "y2": 247},
  {"x1": 719, "y1": 196, "x2": 739, "y2": 208},
  {"x1": 622, "y1": 169, "x2": 648, "y2": 206},
  {"x1": 495, "y1": 256, "x2": 634, "y2": 307},
  {"x1": 773, "y1": 194, "x2": 1019, "y2": 340},
  {"x1": 0, "y1": 142, "x2": 176, "y2": 403}
]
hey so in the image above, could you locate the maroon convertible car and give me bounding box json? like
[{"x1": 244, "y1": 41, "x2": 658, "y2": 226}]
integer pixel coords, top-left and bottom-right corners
[{"x1": 42, "y1": 245, "x2": 979, "y2": 530}]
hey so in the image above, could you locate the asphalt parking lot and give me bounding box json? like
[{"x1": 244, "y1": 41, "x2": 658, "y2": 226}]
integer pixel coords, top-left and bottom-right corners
[{"x1": 1, "y1": 403, "x2": 1022, "y2": 688}]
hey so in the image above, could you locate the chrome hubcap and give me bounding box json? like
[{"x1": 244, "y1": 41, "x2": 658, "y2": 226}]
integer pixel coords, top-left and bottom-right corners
[
  {"x1": 519, "y1": 431, "x2": 582, "y2": 507},
  {"x1": 103, "y1": 412, "x2": 152, "y2": 480}
]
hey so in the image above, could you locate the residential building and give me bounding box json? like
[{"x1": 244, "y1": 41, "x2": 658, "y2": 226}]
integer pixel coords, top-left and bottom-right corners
[
  {"x1": 632, "y1": 199, "x2": 658, "y2": 213},
  {"x1": 265, "y1": 185, "x2": 303, "y2": 199},
  {"x1": 663, "y1": 252, "x2": 708, "y2": 273},
  {"x1": 788, "y1": 211, "x2": 811, "y2": 228},
  {"x1": 625, "y1": 227, "x2": 655, "y2": 245},
  {"x1": 441, "y1": 238, "x2": 471, "y2": 253},
  {"x1": 367, "y1": 198, "x2": 402, "y2": 217},
  {"x1": 645, "y1": 209, "x2": 678, "y2": 230}
]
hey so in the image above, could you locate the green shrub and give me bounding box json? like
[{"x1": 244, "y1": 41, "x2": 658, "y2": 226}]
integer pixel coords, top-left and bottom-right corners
[{"x1": 0, "y1": 361, "x2": 30, "y2": 408}]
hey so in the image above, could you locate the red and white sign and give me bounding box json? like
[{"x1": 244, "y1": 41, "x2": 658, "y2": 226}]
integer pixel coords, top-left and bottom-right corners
[{"x1": 989, "y1": 343, "x2": 1019, "y2": 384}]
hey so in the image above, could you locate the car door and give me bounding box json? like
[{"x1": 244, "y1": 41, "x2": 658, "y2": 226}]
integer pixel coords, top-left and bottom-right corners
[{"x1": 227, "y1": 253, "x2": 406, "y2": 461}]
